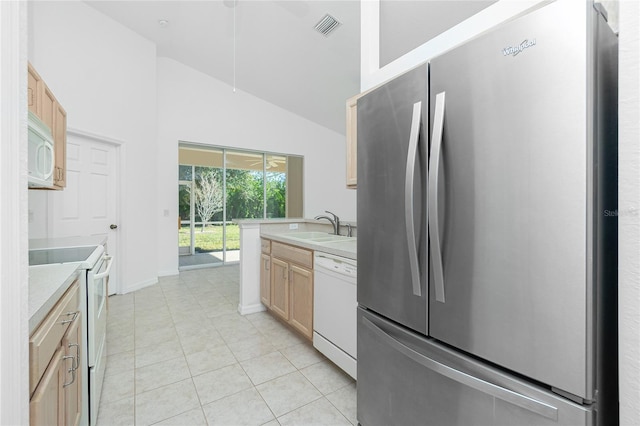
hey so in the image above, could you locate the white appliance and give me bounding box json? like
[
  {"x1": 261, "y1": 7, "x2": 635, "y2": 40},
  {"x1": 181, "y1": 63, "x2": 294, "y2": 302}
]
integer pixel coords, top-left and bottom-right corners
[
  {"x1": 28, "y1": 111, "x2": 55, "y2": 188},
  {"x1": 313, "y1": 252, "x2": 357, "y2": 379},
  {"x1": 29, "y1": 244, "x2": 113, "y2": 426}
]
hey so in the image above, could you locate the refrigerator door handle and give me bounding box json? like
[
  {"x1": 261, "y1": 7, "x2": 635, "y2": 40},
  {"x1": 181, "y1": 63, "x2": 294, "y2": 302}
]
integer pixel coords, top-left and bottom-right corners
[
  {"x1": 429, "y1": 92, "x2": 446, "y2": 303},
  {"x1": 363, "y1": 316, "x2": 559, "y2": 421},
  {"x1": 405, "y1": 101, "x2": 423, "y2": 297}
]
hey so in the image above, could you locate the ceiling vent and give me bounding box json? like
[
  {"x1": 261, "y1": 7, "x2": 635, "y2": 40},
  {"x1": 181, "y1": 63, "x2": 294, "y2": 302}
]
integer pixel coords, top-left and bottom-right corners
[{"x1": 314, "y1": 14, "x2": 341, "y2": 37}]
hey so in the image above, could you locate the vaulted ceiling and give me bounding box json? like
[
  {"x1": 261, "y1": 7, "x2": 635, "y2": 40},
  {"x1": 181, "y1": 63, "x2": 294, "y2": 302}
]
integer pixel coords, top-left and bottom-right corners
[{"x1": 85, "y1": 1, "x2": 361, "y2": 134}]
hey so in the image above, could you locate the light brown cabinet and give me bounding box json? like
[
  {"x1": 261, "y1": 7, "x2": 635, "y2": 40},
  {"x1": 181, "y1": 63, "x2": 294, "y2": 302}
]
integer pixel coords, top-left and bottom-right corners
[
  {"x1": 346, "y1": 94, "x2": 359, "y2": 188},
  {"x1": 289, "y1": 264, "x2": 313, "y2": 338},
  {"x1": 260, "y1": 253, "x2": 271, "y2": 307},
  {"x1": 260, "y1": 238, "x2": 271, "y2": 307},
  {"x1": 261, "y1": 239, "x2": 314, "y2": 340},
  {"x1": 270, "y1": 257, "x2": 290, "y2": 321},
  {"x1": 27, "y1": 62, "x2": 67, "y2": 189},
  {"x1": 30, "y1": 347, "x2": 65, "y2": 426},
  {"x1": 30, "y1": 281, "x2": 82, "y2": 426},
  {"x1": 28, "y1": 65, "x2": 41, "y2": 115},
  {"x1": 62, "y1": 315, "x2": 81, "y2": 426}
]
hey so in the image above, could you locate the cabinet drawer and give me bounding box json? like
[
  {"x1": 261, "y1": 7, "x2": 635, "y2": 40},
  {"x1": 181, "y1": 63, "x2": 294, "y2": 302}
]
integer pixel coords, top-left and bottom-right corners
[
  {"x1": 261, "y1": 238, "x2": 271, "y2": 254},
  {"x1": 272, "y1": 242, "x2": 313, "y2": 269},
  {"x1": 30, "y1": 281, "x2": 80, "y2": 395}
]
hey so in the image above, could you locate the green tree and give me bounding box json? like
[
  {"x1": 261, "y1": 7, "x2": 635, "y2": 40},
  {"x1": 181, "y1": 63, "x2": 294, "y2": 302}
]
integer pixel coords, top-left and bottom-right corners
[
  {"x1": 266, "y1": 172, "x2": 286, "y2": 218},
  {"x1": 225, "y1": 169, "x2": 263, "y2": 219}
]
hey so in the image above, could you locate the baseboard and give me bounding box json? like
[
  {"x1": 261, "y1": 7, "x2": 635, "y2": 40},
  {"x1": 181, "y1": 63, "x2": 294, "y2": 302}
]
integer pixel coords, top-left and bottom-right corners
[
  {"x1": 237, "y1": 303, "x2": 267, "y2": 316},
  {"x1": 121, "y1": 277, "x2": 158, "y2": 294},
  {"x1": 158, "y1": 269, "x2": 179, "y2": 277}
]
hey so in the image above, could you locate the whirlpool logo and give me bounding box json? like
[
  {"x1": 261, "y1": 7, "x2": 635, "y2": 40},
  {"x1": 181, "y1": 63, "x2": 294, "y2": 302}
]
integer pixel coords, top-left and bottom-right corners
[{"x1": 502, "y1": 39, "x2": 536, "y2": 57}]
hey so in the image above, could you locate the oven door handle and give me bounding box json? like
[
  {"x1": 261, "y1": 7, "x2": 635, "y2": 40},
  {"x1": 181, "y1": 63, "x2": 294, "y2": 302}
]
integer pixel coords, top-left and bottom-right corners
[{"x1": 93, "y1": 255, "x2": 113, "y2": 280}]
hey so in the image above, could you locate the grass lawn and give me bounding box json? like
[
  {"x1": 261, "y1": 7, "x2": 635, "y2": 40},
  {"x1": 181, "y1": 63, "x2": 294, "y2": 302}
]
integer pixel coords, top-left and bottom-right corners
[{"x1": 179, "y1": 223, "x2": 240, "y2": 252}]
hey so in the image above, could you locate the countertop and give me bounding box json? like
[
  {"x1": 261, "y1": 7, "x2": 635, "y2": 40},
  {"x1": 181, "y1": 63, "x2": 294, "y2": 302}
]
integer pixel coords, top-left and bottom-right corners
[
  {"x1": 29, "y1": 263, "x2": 81, "y2": 334},
  {"x1": 260, "y1": 231, "x2": 357, "y2": 260}
]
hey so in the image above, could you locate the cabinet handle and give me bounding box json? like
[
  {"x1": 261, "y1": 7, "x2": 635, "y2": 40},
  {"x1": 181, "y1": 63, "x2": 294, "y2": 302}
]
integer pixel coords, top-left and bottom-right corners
[
  {"x1": 62, "y1": 356, "x2": 76, "y2": 387},
  {"x1": 69, "y1": 342, "x2": 80, "y2": 370},
  {"x1": 264, "y1": 259, "x2": 269, "y2": 271},
  {"x1": 60, "y1": 311, "x2": 78, "y2": 325},
  {"x1": 282, "y1": 268, "x2": 287, "y2": 280}
]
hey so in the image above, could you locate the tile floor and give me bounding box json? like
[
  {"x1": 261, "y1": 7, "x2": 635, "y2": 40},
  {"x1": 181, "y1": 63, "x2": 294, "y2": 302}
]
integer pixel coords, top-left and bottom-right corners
[{"x1": 97, "y1": 265, "x2": 357, "y2": 426}]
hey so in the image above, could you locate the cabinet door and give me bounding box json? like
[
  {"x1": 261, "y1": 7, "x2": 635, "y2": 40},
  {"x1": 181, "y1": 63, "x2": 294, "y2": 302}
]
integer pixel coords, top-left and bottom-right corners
[
  {"x1": 30, "y1": 347, "x2": 64, "y2": 426},
  {"x1": 39, "y1": 83, "x2": 56, "y2": 132},
  {"x1": 346, "y1": 95, "x2": 358, "y2": 188},
  {"x1": 53, "y1": 102, "x2": 67, "y2": 188},
  {"x1": 260, "y1": 254, "x2": 271, "y2": 307},
  {"x1": 28, "y1": 64, "x2": 41, "y2": 114},
  {"x1": 289, "y1": 264, "x2": 313, "y2": 339},
  {"x1": 270, "y1": 257, "x2": 289, "y2": 320},
  {"x1": 62, "y1": 314, "x2": 81, "y2": 426}
]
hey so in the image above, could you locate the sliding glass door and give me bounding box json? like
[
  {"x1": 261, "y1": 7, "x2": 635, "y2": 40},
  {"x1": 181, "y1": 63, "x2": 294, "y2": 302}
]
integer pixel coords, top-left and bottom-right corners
[{"x1": 178, "y1": 143, "x2": 303, "y2": 269}]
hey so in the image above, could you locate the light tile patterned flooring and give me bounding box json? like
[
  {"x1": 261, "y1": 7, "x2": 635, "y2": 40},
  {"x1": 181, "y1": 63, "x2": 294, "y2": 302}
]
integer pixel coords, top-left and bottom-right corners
[{"x1": 98, "y1": 265, "x2": 357, "y2": 426}]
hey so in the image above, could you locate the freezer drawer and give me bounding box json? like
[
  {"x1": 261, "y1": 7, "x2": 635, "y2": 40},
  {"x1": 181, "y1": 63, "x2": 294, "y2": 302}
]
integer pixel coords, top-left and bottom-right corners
[{"x1": 357, "y1": 308, "x2": 594, "y2": 426}]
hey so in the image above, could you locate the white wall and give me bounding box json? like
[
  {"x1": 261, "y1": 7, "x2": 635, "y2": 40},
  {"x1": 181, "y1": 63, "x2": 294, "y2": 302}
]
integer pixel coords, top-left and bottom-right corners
[
  {"x1": 618, "y1": 2, "x2": 640, "y2": 424},
  {"x1": 0, "y1": 2, "x2": 29, "y2": 423},
  {"x1": 361, "y1": 0, "x2": 548, "y2": 91},
  {"x1": 157, "y1": 57, "x2": 356, "y2": 275},
  {"x1": 28, "y1": 1, "x2": 158, "y2": 292}
]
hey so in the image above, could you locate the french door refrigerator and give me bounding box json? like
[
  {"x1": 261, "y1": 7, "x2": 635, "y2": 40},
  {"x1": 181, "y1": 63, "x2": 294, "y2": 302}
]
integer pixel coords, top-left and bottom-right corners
[{"x1": 356, "y1": 1, "x2": 618, "y2": 425}]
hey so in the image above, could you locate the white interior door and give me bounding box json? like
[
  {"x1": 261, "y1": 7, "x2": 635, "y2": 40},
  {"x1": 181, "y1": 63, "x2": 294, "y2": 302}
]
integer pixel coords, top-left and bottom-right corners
[{"x1": 49, "y1": 133, "x2": 119, "y2": 295}]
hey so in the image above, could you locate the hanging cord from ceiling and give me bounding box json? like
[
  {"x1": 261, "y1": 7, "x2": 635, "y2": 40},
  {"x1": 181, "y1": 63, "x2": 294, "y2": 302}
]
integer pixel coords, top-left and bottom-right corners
[{"x1": 233, "y1": 0, "x2": 237, "y2": 93}]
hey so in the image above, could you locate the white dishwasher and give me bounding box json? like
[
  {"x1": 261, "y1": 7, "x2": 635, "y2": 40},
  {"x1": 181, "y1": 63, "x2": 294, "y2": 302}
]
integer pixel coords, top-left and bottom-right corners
[{"x1": 313, "y1": 252, "x2": 357, "y2": 379}]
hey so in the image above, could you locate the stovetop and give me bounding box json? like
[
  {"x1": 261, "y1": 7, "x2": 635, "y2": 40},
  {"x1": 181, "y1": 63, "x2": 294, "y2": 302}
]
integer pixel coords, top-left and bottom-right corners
[{"x1": 29, "y1": 246, "x2": 100, "y2": 266}]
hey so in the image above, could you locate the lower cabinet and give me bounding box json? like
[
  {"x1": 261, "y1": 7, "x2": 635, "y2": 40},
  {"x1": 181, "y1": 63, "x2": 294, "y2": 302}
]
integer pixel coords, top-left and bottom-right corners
[
  {"x1": 30, "y1": 281, "x2": 82, "y2": 426},
  {"x1": 270, "y1": 257, "x2": 290, "y2": 321},
  {"x1": 260, "y1": 253, "x2": 271, "y2": 307},
  {"x1": 30, "y1": 347, "x2": 65, "y2": 426},
  {"x1": 62, "y1": 316, "x2": 82, "y2": 426},
  {"x1": 260, "y1": 239, "x2": 314, "y2": 340},
  {"x1": 289, "y1": 264, "x2": 313, "y2": 338}
]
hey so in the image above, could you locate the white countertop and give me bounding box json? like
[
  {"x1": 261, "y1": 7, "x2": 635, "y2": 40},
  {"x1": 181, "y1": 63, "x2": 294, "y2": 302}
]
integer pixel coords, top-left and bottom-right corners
[
  {"x1": 29, "y1": 263, "x2": 81, "y2": 334},
  {"x1": 29, "y1": 235, "x2": 107, "y2": 250},
  {"x1": 260, "y1": 231, "x2": 357, "y2": 260}
]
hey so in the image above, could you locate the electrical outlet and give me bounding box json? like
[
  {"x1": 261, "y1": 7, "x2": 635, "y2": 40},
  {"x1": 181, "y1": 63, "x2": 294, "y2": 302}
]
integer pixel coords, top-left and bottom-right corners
[
  {"x1": 163, "y1": 209, "x2": 170, "y2": 217},
  {"x1": 289, "y1": 223, "x2": 299, "y2": 230}
]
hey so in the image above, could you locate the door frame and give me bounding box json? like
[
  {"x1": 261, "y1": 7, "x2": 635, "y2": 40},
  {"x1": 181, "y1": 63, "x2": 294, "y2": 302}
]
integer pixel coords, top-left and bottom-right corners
[
  {"x1": 50, "y1": 128, "x2": 124, "y2": 294},
  {"x1": 178, "y1": 179, "x2": 195, "y2": 255}
]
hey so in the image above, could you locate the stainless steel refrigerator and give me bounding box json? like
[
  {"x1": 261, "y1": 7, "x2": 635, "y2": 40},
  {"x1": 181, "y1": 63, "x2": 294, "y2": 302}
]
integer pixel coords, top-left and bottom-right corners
[{"x1": 357, "y1": 2, "x2": 618, "y2": 425}]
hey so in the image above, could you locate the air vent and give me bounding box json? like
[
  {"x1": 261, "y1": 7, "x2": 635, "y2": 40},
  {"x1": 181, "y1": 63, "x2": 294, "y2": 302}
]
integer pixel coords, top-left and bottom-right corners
[{"x1": 314, "y1": 14, "x2": 341, "y2": 37}]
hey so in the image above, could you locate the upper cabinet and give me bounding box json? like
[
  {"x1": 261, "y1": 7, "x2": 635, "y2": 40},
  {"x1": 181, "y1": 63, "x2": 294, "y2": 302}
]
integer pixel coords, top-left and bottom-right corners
[
  {"x1": 28, "y1": 62, "x2": 67, "y2": 190},
  {"x1": 345, "y1": 94, "x2": 359, "y2": 189},
  {"x1": 346, "y1": 87, "x2": 378, "y2": 189}
]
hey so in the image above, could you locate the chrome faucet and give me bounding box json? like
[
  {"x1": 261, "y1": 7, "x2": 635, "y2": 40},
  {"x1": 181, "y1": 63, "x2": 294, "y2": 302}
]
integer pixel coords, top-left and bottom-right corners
[{"x1": 314, "y1": 210, "x2": 340, "y2": 235}]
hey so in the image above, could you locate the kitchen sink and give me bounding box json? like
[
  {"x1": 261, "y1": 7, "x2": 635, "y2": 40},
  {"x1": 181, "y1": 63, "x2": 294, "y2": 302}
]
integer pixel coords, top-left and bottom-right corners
[{"x1": 318, "y1": 239, "x2": 357, "y2": 251}]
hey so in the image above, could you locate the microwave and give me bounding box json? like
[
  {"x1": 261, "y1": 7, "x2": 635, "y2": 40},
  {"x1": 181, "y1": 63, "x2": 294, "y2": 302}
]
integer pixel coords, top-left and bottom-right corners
[{"x1": 28, "y1": 111, "x2": 55, "y2": 188}]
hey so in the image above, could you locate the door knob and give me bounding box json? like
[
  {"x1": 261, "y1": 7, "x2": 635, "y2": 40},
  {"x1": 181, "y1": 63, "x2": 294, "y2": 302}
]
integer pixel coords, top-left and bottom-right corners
[{"x1": 110, "y1": 224, "x2": 118, "y2": 230}]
